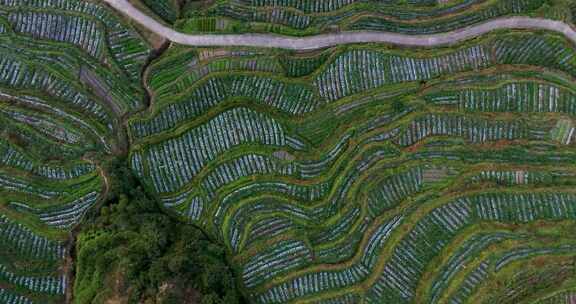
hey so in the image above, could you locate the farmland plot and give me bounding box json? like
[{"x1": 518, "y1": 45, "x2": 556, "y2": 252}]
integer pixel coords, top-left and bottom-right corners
[
  {"x1": 176, "y1": 0, "x2": 565, "y2": 36},
  {"x1": 2, "y1": 0, "x2": 576, "y2": 303},
  {"x1": 128, "y1": 28, "x2": 576, "y2": 303},
  {"x1": 0, "y1": 0, "x2": 151, "y2": 302}
]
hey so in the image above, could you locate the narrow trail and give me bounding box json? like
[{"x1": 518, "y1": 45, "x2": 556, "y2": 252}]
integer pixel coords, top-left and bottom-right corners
[
  {"x1": 120, "y1": 38, "x2": 171, "y2": 146},
  {"x1": 64, "y1": 160, "x2": 110, "y2": 304},
  {"x1": 104, "y1": 0, "x2": 576, "y2": 49},
  {"x1": 63, "y1": 35, "x2": 170, "y2": 303}
]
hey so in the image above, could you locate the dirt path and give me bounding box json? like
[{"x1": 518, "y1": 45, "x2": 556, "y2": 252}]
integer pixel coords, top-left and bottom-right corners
[
  {"x1": 103, "y1": 0, "x2": 576, "y2": 49},
  {"x1": 64, "y1": 160, "x2": 110, "y2": 304}
]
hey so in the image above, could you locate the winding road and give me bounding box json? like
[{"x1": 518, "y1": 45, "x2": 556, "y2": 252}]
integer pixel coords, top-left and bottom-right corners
[{"x1": 104, "y1": 0, "x2": 576, "y2": 50}]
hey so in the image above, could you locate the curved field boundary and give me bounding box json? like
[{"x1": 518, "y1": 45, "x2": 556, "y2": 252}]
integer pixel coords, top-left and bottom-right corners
[{"x1": 104, "y1": 0, "x2": 576, "y2": 50}]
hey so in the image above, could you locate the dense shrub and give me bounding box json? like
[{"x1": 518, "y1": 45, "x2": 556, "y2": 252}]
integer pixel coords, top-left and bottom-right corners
[{"x1": 74, "y1": 158, "x2": 246, "y2": 304}]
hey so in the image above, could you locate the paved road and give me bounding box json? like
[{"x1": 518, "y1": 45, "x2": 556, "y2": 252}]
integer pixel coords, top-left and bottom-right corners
[{"x1": 105, "y1": 0, "x2": 576, "y2": 50}]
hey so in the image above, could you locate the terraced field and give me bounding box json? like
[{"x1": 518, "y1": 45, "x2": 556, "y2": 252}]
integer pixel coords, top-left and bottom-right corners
[
  {"x1": 1, "y1": 0, "x2": 576, "y2": 303},
  {"x1": 129, "y1": 28, "x2": 576, "y2": 303},
  {"x1": 0, "y1": 0, "x2": 150, "y2": 302},
  {"x1": 171, "y1": 0, "x2": 574, "y2": 35}
]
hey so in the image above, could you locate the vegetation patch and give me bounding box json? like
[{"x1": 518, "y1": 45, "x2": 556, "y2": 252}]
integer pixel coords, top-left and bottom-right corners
[{"x1": 74, "y1": 158, "x2": 246, "y2": 304}]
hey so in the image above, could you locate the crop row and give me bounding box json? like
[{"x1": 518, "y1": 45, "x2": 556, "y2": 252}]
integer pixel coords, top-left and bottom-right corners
[
  {"x1": 217, "y1": 193, "x2": 318, "y2": 248},
  {"x1": 212, "y1": 0, "x2": 533, "y2": 35},
  {"x1": 0, "y1": 53, "x2": 110, "y2": 124},
  {"x1": 314, "y1": 33, "x2": 576, "y2": 104},
  {"x1": 254, "y1": 8, "x2": 311, "y2": 29},
  {"x1": 225, "y1": 181, "x2": 330, "y2": 250},
  {"x1": 374, "y1": 0, "x2": 485, "y2": 21},
  {"x1": 133, "y1": 75, "x2": 318, "y2": 138},
  {"x1": 132, "y1": 78, "x2": 227, "y2": 138},
  {"x1": 216, "y1": 4, "x2": 311, "y2": 29},
  {"x1": 240, "y1": 0, "x2": 482, "y2": 14},
  {"x1": 315, "y1": 46, "x2": 490, "y2": 101},
  {"x1": 316, "y1": 216, "x2": 370, "y2": 263},
  {"x1": 0, "y1": 288, "x2": 33, "y2": 304},
  {"x1": 0, "y1": 1, "x2": 148, "y2": 302},
  {"x1": 142, "y1": 0, "x2": 177, "y2": 23},
  {"x1": 38, "y1": 191, "x2": 100, "y2": 229},
  {"x1": 350, "y1": 0, "x2": 544, "y2": 34},
  {"x1": 429, "y1": 233, "x2": 514, "y2": 303},
  {"x1": 0, "y1": 265, "x2": 65, "y2": 295},
  {"x1": 219, "y1": 183, "x2": 328, "y2": 218},
  {"x1": 312, "y1": 294, "x2": 359, "y2": 304},
  {"x1": 280, "y1": 51, "x2": 330, "y2": 78},
  {"x1": 494, "y1": 35, "x2": 576, "y2": 77},
  {"x1": 250, "y1": 190, "x2": 576, "y2": 303},
  {"x1": 310, "y1": 207, "x2": 360, "y2": 244},
  {"x1": 130, "y1": 151, "x2": 144, "y2": 179},
  {"x1": 474, "y1": 192, "x2": 576, "y2": 223},
  {"x1": 0, "y1": 0, "x2": 150, "y2": 81},
  {"x1": 228, "y1": 75, "x2": 318, "y2": 115},
  {"x1": 489, "y1": 262, "x2": 576, "y2": 304},
  {"x1": 0, "y1": 108, "x2": 82, "y2": 145},
  {"x1": 243, "y1": 217, "x2": 294, "y2": 249},
  {"x1": 368, "y1": 192, "x2": 576, "y2": 302},
  {"x1": 33, "y1": 163, "x2": 95, "y2": 180},
  {"x1": 394, "y1": 114, "x2": 526, "y2": 146},
  {"x1": 297, "y1": 133, "x2": 350, "y2": 178},
  {"x1": 202, "y1": 154, "x2": 295, "y2": 195},
  {"x1": 220, "y1": 146, "x2": 398, "y2": 252},
  {"x1": 469, "y1": 170, "x2": 546, "y2": 186},
  {"x1": 428, "y1": 82, "x2": 576, "y2": 114},
  {"x1": 535, "y1": 289, "x2": 576, "y2": 304},
  {"x1": 0, "y1": 140, "x2": 33, "y2": 171},
  {"x1": 367, "y1": 167, "x2": 423, "y2": 218},
  {"x1": 186, "y1": 195, "x2": 204, "y2": 221},
  {"x1": 0, "y1": 174, "x2": 60, "y2": 199},
  {"x1": 1, "y1": 138, "x2": 96, "y2": 181},
  {"x1": 0, "y1": 90, "x2": 109, "y2": 151},
  {"x1": 551, "y1": 119, "x2": 575, "y2": 145},
  {"x1": 240, "y1": 0, "x2": 358, "y2": 13},
  {"x1": 161, "y1": 187, "x2": 196, "y2": 208},
  {"x1": 212, "y1": 185, "x2": 314, "y2": 230},
  {"x1": 242, "y1": 239, "x2": 313, "y2": 288},
  {"x1": 285, "y1": 135, "x2": 307, "y2": 150},
  {"x1": 0, "y1": 215, "x2": 64, "y2": 260},
  {"x1": 494, "y1": 245, "x2": 576, "y2": 272},
  {"x1": 141, "y1": 107, "x2": 285, "y2": 193},
  {"x1": 444, "y1": 260, "x2": 489, "y2": 304},
  {"x1": 139, "y1": 34, "x2": 576, "y2": 147},
  {"x1": 126, "y1": 24, "x2": 576, "y2": 304},
  {"x1": 369, "y1": 202, "x2": 472, "y2": 301},
  {"x1": 253, "y1": 216, "x2": 404, "y2": 303},
  {"x1": 154, "y1": 57, "x2": 282, "y2": 98},
  {"x1": 6, "y1": 11, "x2": 102, "y2": 57}
]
